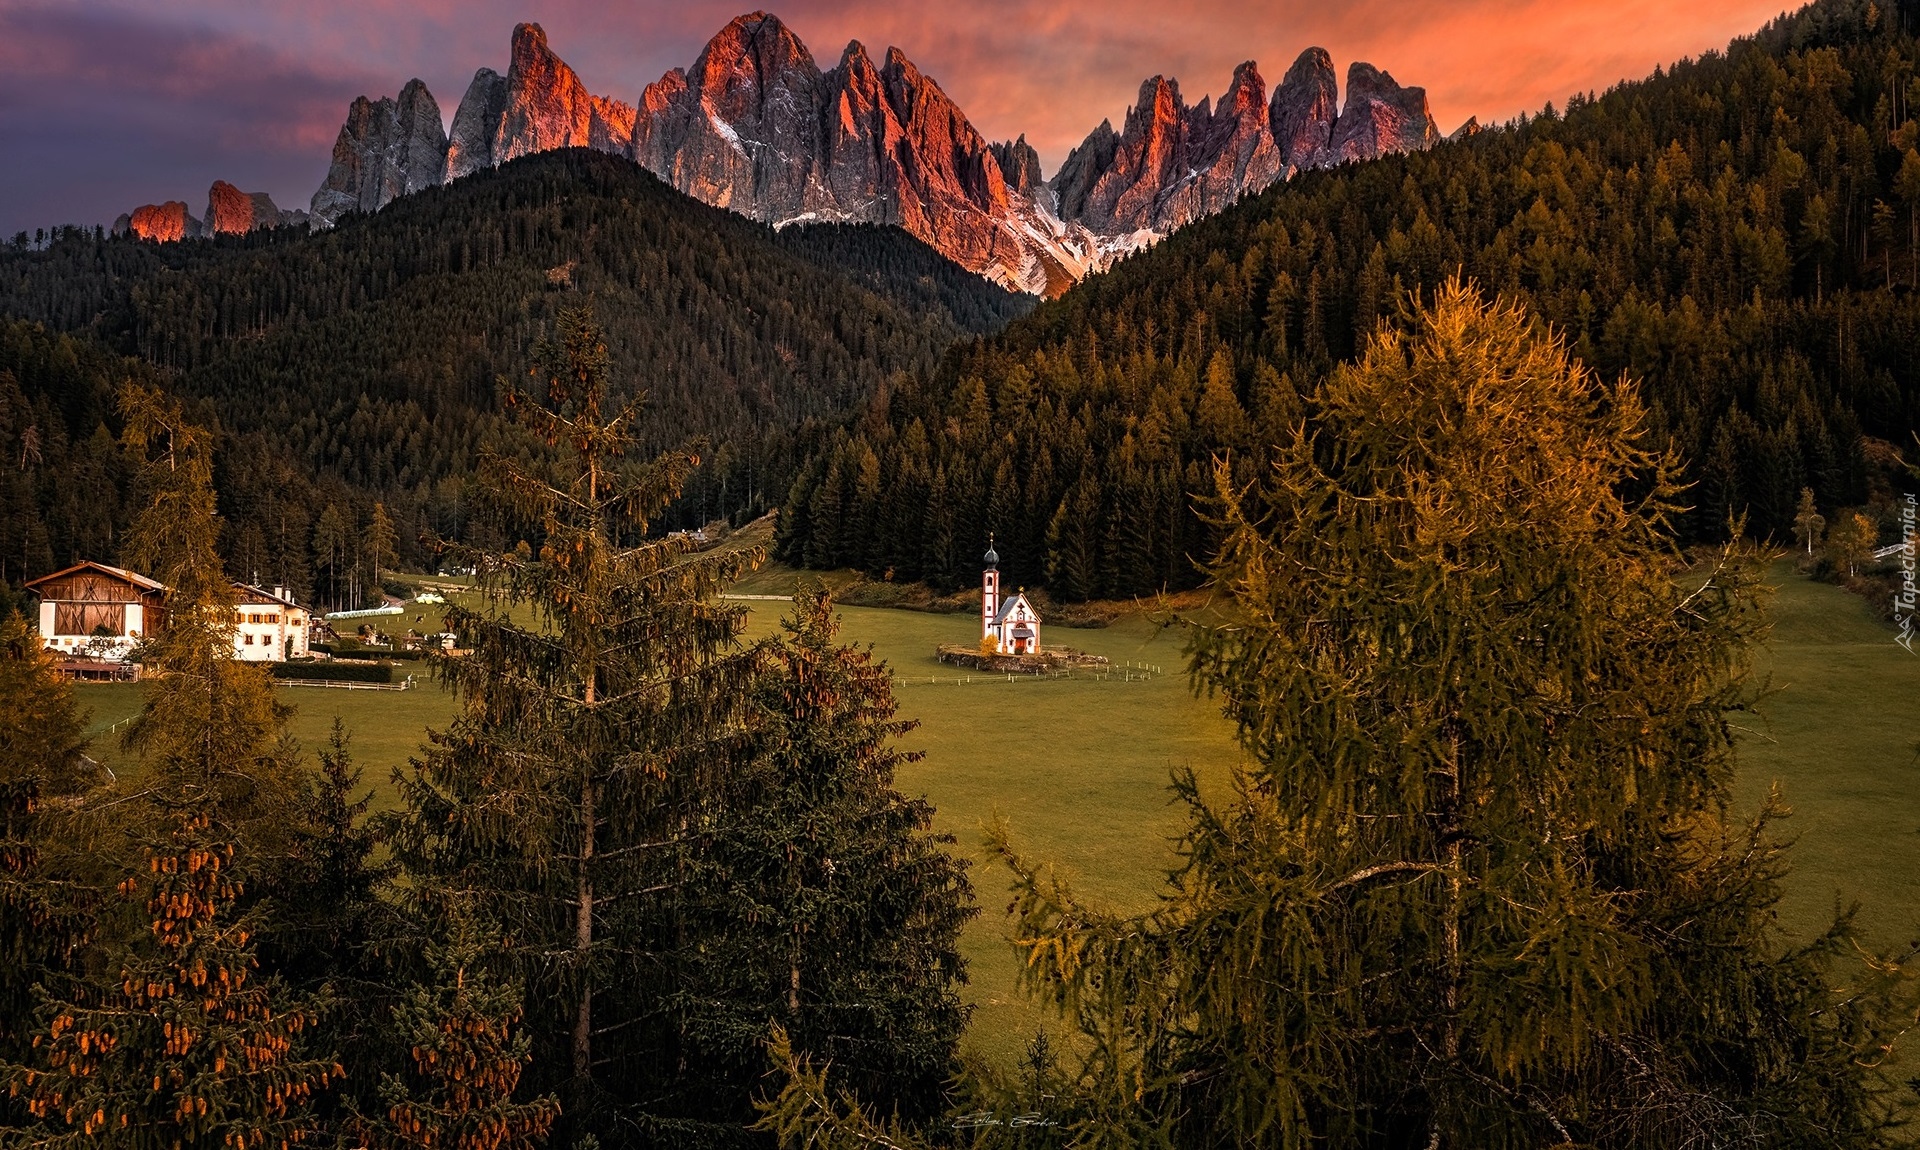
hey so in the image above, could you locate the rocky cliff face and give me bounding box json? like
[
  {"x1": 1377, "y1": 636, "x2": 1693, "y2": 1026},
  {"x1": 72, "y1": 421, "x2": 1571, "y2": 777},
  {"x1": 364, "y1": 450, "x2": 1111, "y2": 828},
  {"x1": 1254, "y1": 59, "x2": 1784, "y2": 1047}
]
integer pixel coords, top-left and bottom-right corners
[
  {"x1": 1047, "y1": 50, "x2": 1438, "y2": 238},
  {"x1": 627, "y1": 14, "x2": 1092, "y2": 293},
  {"x1": 1326, "y1": 63, "x2": 1439, "y2": 164},
  {"x1": 637, "y1": 13, "x2": 830, "y2": 218},
  {"x1": 123, "y1": 202, "x2": 203, "y2": 242},
  {"x1": 989, "y1": 137, "x2": 1044, "y2": 199},
  {"x1": 446, "y1": 68, "x2": 508, "y2": 180},
  {"x1": 206, "y1": 181, "x2": 300, "y2": 234},
  {"x1": 1269, "y1": 48, "x2": 1340, "y2": 173},
  {"x1": 310, "y1": 79, "x2": 448, "y2": 226},
  {"x1": 1052, "y1": 63, "x2": 1285, "y2": 236},
  {"x1": 117, "y1": 14, "x2": 1451, "y2": 294},
  {"x1": 492, "y1": 23, "x2": 607, "y2": 163},
  {"x1": 118, "y1": 180, "x2": 302, "y2": 241}
]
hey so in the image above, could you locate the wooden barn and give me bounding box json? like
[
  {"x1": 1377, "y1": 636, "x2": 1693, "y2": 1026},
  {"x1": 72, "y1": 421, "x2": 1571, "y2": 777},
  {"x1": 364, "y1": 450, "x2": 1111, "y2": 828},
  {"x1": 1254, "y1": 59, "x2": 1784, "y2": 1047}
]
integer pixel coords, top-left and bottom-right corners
[{"x1": 24, "y1": 561, "x2": 170, "y2": 675}]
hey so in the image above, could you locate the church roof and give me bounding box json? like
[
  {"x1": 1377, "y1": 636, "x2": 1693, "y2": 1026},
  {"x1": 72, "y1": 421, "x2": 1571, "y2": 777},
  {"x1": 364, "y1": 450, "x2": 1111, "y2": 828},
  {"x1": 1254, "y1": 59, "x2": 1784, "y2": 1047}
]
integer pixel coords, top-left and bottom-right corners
[{"x1": 993, "y1": 591, "x2": 1039, "y2": 626}]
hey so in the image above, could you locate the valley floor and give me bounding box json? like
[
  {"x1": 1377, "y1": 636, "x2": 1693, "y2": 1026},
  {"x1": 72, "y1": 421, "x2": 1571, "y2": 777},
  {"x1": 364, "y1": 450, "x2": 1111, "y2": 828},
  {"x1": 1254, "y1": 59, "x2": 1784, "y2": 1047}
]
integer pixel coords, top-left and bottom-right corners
[{"x1": 69, "y1": 560, "x2": 1920, "y2": 1069}]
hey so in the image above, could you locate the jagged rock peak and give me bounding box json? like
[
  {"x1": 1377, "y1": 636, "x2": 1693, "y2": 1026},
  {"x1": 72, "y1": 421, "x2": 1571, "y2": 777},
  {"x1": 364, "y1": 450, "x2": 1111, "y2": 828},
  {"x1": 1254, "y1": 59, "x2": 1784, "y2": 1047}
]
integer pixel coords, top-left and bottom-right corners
[
  {"x1": 1328, "y1": 62, "x2": 1439, "y2": 163},
  {"x1": 1270, "y1": 47, "x2": 1339, "y2": 171},
  {"x1": 990, "y1": 136, "x2": 1044, "y2": 199},
  {"x1": 205, "y1": 180, "x2": 252, "y2": 234},
  {"x1": 126, "y1": 202, "x2": 202, "y2": 243},
  {"x1": 118, "y1": 14, "x2": 1449, "y2": 292},
  {"x1": 495, "y1": 22, "x2": 596, "y2": 162},
  {"x1": 694, "y1": 10, "x2": 820, "y2": 87},
  {"x1": 1052, "y1": 119, "x2": 1119, "y2": 223},
  {"x1": 446, "y1": 67, "x2": 508, "y2": 180},
  {"x1": 1190, "y1": 61, "x2": 1281, "y2": 202},
  {"x1": 310, "y1": 78, "x2": 449, "y2": 227},
  {"x1": 1049, "y1": 61, "x2": 1282, "y2": 236},
  {"x1": 1449, "y1": 116, "x2": 1483, "y2": 141},
  {"x1": 205, "y1": 181, "x2": 297, "y2": 234},
  {"x1": 637, "y1": 10, "x2": 828, "y2": 219}
]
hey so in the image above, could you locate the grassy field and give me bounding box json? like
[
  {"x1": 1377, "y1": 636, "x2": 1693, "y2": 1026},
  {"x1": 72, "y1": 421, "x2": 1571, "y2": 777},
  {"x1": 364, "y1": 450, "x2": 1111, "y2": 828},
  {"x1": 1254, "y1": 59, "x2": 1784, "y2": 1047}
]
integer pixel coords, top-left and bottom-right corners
[
  {"x1": 737, "y1": 599, "x2": 1246, "y2": 1065},
  {"x1": 1733, "y1": 561, "x2": 1920, "y2": 951},
  {"x1": 64, "y1": 559, "x2": 1920, "y2": 1068},
  {"x1": 75, "y1": 679, "x2": 456, "y2": 808}
]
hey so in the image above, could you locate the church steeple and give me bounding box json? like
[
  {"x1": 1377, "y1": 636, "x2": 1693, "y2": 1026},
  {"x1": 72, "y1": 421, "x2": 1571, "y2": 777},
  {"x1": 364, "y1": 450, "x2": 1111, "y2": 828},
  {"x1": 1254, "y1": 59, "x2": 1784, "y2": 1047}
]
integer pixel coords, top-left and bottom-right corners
[{"x1": 981, "y1": 533, "x2": 1000, "y2": 644}]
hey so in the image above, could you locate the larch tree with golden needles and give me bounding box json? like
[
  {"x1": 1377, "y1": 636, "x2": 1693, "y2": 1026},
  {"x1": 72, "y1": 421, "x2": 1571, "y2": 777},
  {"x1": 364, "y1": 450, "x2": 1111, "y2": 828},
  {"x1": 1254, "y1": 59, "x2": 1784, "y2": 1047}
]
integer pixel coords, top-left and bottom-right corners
[
  {"x1": 116, "y1": 384, "x2": 303, "y2": 854},
  {"x1": 6, "y1": 386, "x2": 337, "y2": 1148},
  {"x1": 994, "y1": 282, "x2": 1918, "y2": 1149},
  {"x1": 387, "y1": 306, "x2": 763, "y2": 1142}
]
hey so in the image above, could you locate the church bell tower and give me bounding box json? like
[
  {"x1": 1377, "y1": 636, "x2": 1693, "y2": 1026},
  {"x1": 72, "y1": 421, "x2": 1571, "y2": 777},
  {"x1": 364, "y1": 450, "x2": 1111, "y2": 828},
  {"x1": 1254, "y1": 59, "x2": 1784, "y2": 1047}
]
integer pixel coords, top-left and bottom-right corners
[{"x1": 981, "y1": 535, "x2": 1000, "y2": 646}]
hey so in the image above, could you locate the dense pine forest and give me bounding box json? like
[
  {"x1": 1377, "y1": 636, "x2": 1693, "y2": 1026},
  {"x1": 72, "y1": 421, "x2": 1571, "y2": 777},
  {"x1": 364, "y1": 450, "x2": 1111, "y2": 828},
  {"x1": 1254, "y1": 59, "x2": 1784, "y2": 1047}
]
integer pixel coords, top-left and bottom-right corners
[
  {"x1": 0, "y1": 151, "x2": 1029, "y2": 607},
  {"x1": 780, "y1": 0, "x2": 1920, "y2": 597}
]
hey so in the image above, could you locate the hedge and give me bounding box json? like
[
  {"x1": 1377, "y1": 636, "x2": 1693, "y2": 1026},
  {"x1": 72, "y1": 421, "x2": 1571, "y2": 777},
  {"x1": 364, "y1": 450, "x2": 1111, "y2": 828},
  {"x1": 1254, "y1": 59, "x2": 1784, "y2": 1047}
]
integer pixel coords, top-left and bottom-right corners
[
  {"x1": 311, "y1": 643, "x2": 431, "y2": 661},
  {"x1": 271, "y1": 662, "x2": 397, "y2": 684}
]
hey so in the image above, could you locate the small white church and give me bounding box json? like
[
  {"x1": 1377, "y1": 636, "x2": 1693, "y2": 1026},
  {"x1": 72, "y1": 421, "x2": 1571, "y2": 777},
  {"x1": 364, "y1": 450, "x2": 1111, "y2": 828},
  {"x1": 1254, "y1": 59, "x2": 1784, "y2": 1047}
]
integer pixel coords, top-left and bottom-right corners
[{"x1": 980, "y1": 537, "x2": 1041, "y2": 655}]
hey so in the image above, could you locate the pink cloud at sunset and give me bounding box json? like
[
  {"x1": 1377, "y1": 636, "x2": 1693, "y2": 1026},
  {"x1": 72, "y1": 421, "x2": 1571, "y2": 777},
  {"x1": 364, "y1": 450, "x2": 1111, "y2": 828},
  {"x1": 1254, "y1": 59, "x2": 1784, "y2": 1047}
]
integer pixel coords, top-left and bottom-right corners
[{"x1": 0, "y1": 0, "x2": 1796, "y2": 235}]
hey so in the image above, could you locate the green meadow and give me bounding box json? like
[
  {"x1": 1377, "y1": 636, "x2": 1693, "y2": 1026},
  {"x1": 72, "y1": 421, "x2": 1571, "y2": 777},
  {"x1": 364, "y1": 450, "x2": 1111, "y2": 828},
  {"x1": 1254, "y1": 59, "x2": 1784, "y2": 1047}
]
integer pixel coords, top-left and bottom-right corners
[
  {"x1": 66, "y1": 560, "x2": 1920, "y2": 1066},
  {"x1": 1733, "y1": 561, "x2": 1920, "y2": 951}
]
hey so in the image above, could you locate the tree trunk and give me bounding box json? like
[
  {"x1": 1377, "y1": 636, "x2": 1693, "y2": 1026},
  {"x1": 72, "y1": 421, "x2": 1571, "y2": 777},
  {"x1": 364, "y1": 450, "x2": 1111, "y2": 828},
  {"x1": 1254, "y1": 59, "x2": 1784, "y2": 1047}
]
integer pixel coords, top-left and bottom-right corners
[
  {"x1": 574, "y1": 775, "x2": 594, "y2": 1083},
  {"x1": 574, "y1": 625, "x2": 598, "y2": 1086},
  {"x1": 1443, "y1": 732, "x2": 1462, "y2": 1063}
]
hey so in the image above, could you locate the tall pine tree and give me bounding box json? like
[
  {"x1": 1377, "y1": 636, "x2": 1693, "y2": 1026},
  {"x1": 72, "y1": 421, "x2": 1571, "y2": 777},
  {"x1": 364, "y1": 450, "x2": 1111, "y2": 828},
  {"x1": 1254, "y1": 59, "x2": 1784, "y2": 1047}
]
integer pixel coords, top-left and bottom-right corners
[
  {"x1": 387, "y1": 306, "x2": 762, "y2": 1142},
  {"x1": 672, "y1": 588, "x2": 973, "y2": 1136}
]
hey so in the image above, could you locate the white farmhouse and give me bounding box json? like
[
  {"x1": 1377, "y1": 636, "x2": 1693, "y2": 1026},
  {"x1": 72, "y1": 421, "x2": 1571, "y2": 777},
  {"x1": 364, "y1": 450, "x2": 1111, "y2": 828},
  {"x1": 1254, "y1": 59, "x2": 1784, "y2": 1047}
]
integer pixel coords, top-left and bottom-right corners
[
  {"x1": 232, "y1": 584, "x2": 311, "y2": 662},
  {"x1": 980, "y1": 538, "x2": 1041, "y2": 655}
]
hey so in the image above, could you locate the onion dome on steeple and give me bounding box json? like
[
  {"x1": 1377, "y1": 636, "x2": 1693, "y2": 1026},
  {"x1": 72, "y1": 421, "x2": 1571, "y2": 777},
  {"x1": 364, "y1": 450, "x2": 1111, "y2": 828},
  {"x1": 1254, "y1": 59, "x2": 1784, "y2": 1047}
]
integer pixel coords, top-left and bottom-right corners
[{"x1": 983, "y1": 533, "x2": 999, "y2": 568}]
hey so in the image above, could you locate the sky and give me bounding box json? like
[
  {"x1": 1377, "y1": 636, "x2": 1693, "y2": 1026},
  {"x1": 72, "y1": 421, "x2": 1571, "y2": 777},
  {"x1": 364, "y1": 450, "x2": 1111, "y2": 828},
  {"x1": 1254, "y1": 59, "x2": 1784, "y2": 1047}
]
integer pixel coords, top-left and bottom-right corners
[{"x1": 0, "y1": 0, "x2": 1794, "y2": 238}]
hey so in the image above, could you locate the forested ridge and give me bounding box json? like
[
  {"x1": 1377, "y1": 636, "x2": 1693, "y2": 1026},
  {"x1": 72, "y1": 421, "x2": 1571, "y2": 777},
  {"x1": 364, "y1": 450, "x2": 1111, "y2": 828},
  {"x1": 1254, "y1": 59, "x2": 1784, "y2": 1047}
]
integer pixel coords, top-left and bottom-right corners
[
  {"x1": 0, "y1": 150, "x2": 1028, "y2": 606},
  {"x1": 781, "y1": 0, "x2": 1920, "y2": 597}
]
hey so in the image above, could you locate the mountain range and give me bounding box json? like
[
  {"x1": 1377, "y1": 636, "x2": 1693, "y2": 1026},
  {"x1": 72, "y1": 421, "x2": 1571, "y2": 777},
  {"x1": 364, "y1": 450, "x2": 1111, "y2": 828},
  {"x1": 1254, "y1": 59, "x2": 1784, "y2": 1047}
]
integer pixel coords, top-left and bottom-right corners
[{"x1": 112, "y1": 11, "x2": 1447, "y2": 295}]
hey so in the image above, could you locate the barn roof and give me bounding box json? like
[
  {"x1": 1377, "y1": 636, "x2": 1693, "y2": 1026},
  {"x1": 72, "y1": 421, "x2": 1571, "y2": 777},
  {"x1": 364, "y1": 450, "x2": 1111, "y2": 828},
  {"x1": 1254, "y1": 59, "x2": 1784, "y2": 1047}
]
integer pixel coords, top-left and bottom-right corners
[{"x1": 24, "y1": 561, "x2": 169, "y2": 596}]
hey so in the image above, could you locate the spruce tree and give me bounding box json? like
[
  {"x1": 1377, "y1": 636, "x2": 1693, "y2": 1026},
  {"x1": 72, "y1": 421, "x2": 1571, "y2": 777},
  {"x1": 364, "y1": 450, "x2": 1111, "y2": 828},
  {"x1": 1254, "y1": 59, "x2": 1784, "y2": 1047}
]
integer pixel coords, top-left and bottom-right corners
[
  {"x1": 996, "y1": 283, "x2": 1918, "y2": 1148},
  {"x1": 8, "y1": 813, "x2": 341, "y2": 1148},
  {"x1": 386, "y1": 305, "x2": 763, "y2": 1139},
  {"x1": 264, "y1": 721, "x2": 398, "y2": 1130},
  {"x1": 673, "y1": 588, "x2": 973, "y2": 1134},
  {"x1": 355, "y1": 909, "x2": 557, "y2": 1150}
]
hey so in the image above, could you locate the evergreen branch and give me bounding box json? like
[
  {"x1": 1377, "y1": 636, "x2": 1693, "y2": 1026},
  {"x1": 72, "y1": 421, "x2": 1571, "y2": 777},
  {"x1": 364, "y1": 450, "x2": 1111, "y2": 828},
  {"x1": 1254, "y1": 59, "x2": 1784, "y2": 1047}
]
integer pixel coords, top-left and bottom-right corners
[{"x1": 1325, "y1": 861, "x2": 1448, "y2": 893}]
